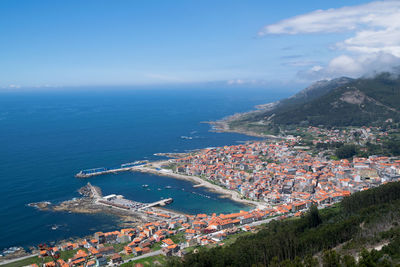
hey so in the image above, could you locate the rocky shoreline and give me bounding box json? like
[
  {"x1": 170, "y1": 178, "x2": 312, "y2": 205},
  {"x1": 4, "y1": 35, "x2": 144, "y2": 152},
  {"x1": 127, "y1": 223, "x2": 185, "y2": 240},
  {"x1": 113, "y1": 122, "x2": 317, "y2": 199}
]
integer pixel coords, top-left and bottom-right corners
[
  {"x1": 154, "y1": 152, "x2": 190, "y2": 158},
  {"x1": 29, "y1": 184, "x2": 152, "y2": 226},
  {"x1": 206, "y1": 116, "x2": 284, "y2": 139}
]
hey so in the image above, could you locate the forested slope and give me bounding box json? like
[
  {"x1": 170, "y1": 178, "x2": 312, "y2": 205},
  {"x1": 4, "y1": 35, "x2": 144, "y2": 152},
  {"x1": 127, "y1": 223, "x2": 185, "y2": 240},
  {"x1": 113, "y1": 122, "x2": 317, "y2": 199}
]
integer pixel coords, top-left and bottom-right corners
[{"x1": 168, "y1": 182, "x2": 400, "y2": 266}]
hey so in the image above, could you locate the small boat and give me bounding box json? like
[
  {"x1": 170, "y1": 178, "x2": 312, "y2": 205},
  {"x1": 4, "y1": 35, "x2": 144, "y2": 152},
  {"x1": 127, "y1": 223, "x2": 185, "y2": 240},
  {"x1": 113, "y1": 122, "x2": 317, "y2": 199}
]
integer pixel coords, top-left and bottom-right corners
[
  {"x1": 51, "y1": 225, "x2": 59, "y2": 230},
  {"x1": 157, "y1": 188, "x2": 162, "y2": 191},
  {"x1": 142, "y1": 184, "x2": 149, "y2": 188},
  {"x1": 165, "y1": 186, "x2": 172, "y2": 189}
]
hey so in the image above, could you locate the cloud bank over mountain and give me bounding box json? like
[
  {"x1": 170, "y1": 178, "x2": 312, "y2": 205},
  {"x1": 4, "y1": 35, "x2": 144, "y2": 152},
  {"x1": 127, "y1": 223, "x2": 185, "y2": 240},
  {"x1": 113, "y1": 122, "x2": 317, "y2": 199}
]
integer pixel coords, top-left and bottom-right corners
[{"x1": 260, "y1": 1, "x2": 400, "y2": 79}]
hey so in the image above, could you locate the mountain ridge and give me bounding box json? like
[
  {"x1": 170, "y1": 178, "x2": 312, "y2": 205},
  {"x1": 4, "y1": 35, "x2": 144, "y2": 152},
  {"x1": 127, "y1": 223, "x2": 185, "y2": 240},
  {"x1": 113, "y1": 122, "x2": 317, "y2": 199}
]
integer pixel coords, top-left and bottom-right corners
[{"x1": 221, "y1": 72, "x2": 400, "y2": 134}]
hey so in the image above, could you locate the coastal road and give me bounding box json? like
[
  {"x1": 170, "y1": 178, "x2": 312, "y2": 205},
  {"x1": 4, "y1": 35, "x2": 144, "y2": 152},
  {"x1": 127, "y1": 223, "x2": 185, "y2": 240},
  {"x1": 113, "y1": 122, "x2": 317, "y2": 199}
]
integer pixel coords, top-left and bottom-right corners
[
  {"x1": 0, "y1": 249, "x2": 163, "y2": 266},
  {"x1": 0, "y1": 254, "x2": 38, "y2": 266},
  {"x1": 197, "y1": 217, "x2": 278, "y2": 240},
  {"x1": 247, "y1": 217, "x2": 276, "y2": 227},
  {"x1": 121, "y1": 250, "x2": 162, "y2": 264}
]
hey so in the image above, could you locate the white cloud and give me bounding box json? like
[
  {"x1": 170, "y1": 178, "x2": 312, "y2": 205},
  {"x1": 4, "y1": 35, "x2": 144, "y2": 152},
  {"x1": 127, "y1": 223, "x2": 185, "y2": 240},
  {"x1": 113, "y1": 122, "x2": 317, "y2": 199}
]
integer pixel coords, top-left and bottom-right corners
[
  {"x1": 299, "y1": 53, "x2": 400, "y2": 80},
  {"x1": 226, "y1": 79, "x2": 270, "y2": 86},
  {"x1": 259, "y1": 1, "x2": 400, "y2": 80},
  {"x1": 342, "y1": 27, "x2": 400, "y2": 57},
  {"x1": 227, "y1": 79, "x2": 245, "y2": 85},
  {"x1": 259, "y1": 1, "x2": 400, "y2": 36},
  {"x1": 283, "y1": 60, "x2": 321, "y2": 67},
  {"x1": 328, "y1": 55, "x2": 362, "y2": 74},
  {"x1": 8, "y1": 84, "x2": 21, "y2": 88},
  {"x1": 310, "y1": 65, "x2": 323, "y2": 72}
]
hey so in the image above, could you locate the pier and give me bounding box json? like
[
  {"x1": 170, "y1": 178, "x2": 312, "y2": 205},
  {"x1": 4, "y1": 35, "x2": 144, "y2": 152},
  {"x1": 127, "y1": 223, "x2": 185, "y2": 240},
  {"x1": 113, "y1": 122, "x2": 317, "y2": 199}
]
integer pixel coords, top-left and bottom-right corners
[
  {"x1": 97, "y1": 195, "x2": 173, "y2": 212},
  {"x1": 75, "y1": 160, "x2": 148, "y2": 178},
  {"x1": 85, "y1": 183, "x2": 174, "y2": 212},
  {"x1": 139, "y1": 198, "x2": 173, "y2": 210}
]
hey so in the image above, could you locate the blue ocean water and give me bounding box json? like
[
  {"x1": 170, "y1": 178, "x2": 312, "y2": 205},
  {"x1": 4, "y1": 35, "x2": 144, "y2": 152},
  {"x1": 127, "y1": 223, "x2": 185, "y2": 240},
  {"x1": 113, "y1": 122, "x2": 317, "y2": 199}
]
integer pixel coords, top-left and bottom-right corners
[{"x1": 0, "y1": 87, "x2": 287, "y2": 250}]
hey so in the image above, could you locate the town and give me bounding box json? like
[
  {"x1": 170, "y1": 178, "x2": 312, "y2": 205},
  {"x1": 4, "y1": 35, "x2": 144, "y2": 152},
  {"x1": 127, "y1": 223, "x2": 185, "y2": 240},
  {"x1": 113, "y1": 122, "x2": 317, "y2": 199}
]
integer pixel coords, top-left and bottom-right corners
[
  {"x1": 7, "y1": 127, "x2": 400, "y2": 267},
  {"x1": 169, "y1": 139, "x2": 399, "y2": 210}
]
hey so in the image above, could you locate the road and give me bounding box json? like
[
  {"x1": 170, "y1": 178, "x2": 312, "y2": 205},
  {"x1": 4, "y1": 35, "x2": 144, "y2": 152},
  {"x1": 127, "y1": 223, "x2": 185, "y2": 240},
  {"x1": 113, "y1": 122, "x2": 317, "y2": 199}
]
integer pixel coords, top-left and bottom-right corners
[
  {"x1": 247, "y1": 217, "x2": 276, "y2": 227},
  {"x1": 120, "y1": 250, "x2": 162, "y2": 265},
  {"x1": 0, "y1": 254, "x2": 38, "y2": 266},
  {"x1": 194, "y1": 217, "x2": 277, "y2": 240},
  {"x1": 138, "y1": 198, "x2": 173, "y2": 210},
  {"x1": 88, "y1": 183, "x2": 101, "y2": 200},
  {"x1": 0, "y1": 250, "x2": 163, "y2": 266}
]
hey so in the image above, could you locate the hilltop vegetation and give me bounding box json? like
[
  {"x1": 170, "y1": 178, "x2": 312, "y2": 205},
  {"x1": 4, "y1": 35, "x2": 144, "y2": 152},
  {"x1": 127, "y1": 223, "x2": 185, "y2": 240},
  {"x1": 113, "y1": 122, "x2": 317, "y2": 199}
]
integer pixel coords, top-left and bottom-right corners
[
  {"x1": 226, "y1": 73, "x2": 400, "y2": 132},
  {"x1": 257, "y1": 77, "x2": 353, "y2": 112},
  {"x1": 167, "y1": 182, "x2": 400, "y2": 266}
]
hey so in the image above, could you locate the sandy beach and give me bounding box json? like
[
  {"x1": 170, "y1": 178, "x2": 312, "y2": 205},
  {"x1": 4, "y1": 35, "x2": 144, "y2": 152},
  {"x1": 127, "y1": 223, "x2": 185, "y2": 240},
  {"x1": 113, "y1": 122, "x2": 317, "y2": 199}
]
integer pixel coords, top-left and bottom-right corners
[{"x1": 131, "y1": 162, "x2": 266, "y2": 210}]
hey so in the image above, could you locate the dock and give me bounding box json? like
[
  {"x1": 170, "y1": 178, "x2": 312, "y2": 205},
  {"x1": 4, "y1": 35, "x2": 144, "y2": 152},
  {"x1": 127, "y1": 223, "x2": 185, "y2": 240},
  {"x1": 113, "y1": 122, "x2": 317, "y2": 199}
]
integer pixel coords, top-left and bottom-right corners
[
  {"x1": 96, "y1": 193, "x2": 173, "y2": 211},
  {"x1": 85, "y1": 183, "x2": 173, "y2": 211},
  {"x1": 75, "y1": 160, "x2": 148, "y2": 178},
  {"x1": 138, "y1": 198, "x2": 173, "y2": 210}
]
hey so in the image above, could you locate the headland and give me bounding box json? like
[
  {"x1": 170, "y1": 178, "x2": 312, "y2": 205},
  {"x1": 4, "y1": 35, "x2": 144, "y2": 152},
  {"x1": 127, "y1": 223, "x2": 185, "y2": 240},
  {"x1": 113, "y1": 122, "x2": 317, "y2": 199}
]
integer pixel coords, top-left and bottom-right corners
[{"x1": 29, "y1": 183, "x2": 182, "y2": 226}]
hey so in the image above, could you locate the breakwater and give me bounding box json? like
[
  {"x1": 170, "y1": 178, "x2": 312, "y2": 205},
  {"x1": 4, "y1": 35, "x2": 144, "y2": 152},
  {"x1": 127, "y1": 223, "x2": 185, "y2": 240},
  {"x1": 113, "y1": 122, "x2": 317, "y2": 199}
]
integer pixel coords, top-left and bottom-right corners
[{"x1": 75, "y1": 160, "x2": 148, "y2": 178}]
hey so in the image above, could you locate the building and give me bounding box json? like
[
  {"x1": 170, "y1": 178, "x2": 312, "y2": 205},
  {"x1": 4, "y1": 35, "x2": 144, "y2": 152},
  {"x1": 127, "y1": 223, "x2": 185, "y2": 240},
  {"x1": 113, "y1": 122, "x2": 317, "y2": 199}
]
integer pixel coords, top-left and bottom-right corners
[{"x1": 111, "y1": 253, "x2": 122, "y2": 264}]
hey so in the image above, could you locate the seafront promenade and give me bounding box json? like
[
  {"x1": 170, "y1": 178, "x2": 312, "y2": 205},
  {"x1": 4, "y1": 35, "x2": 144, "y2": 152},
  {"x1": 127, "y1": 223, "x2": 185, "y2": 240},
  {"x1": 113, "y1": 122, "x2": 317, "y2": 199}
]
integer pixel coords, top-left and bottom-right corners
[
  {"x1": 129, "y1": 163, "x2": 266, "y2": 209},
  {"x1": 75, "y1": 157, "x2": 265, "y2": 208},
  {"x1": 73, "y1": 135, "x2": 400, "y2": 215}
]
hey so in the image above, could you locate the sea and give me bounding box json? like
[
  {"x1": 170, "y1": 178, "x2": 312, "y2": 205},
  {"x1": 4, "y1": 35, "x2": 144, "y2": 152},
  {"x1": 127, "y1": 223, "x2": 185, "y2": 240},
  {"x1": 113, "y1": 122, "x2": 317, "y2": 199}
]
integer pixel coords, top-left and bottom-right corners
[{"x1": 0, "y1": 87, "x2": 288, "y2": 250}]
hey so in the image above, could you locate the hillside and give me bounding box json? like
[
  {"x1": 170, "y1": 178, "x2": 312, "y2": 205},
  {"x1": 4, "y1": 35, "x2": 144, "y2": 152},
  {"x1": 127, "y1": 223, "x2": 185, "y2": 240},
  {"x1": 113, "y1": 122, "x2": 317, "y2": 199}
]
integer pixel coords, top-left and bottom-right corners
[
  {"x1": 223, "y1": 73, "x2": 400, "y2": 134},
  {"x1": 256, "y1": 76, "x2": 353, "y2": 111},
  {"x1": 167, "y1": 182, "x2": 400, "y2": 266}
]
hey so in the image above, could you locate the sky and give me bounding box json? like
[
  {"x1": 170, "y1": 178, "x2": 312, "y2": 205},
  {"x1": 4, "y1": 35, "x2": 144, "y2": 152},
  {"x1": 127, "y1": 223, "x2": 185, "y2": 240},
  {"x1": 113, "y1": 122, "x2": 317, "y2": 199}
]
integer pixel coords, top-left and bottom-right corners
[{"x1": 1, "y1": 0, "x2": 399, "y2": 89}]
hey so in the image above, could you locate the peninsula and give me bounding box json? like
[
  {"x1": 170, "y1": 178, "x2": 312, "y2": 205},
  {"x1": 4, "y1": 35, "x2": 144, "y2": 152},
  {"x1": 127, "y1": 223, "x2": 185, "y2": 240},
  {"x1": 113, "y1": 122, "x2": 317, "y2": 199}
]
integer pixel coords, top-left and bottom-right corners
[
  {"x1": 212, "y1": 73, "x2": 400, "y2": 138},
  {"x1": 30, "y1": 183, "x2": 180, "y2": 227}
]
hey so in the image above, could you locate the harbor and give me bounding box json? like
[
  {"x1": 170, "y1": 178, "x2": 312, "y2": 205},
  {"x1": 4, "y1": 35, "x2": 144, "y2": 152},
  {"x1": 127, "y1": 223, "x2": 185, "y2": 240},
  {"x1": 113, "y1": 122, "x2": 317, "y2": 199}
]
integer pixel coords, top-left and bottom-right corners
[
  {"x1": 30, "y1": 183, "x2": 178, "y2": 224},
  {"x1": 75, "y1": 158, "x2": 261, "y2": 208},
  {"x1": 85, "y1": 183, "x2": 174, "y2": 214},
  {"x1": 75, "y1": 160, "x2": 149, "y2": 178}
]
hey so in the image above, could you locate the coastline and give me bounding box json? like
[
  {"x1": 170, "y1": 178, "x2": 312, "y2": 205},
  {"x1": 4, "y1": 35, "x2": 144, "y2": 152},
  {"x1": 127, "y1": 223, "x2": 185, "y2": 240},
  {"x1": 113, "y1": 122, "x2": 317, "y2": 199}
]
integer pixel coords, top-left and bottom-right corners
[
  {"x1": 130, "y1": 162, "x2": 266, "y2": 210},
  {"x1": 29, "y1": 183, "x2": 185, "y2": 228},
  {"x1": 206, "y1": 118, "x2": 285, "y2": 139}
]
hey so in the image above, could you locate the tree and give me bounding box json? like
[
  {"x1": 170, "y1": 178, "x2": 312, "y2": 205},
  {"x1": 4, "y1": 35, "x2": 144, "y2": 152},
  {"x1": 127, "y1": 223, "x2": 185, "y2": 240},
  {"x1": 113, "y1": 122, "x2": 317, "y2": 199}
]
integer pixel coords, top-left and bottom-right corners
[
  {"x1": 306, "y1": 205, "x2": 322, "y2": 228},
  {"x1": 322, "y1": 250, "x2": 341, "y2": 267},
  {"x1": 303, "y1": 254, "x2": 318, "y2": 267},
  {"x1": 341, "y1": 255, "x2": 356, "y2": 267},
  {"x1": 269, "y1": 256, "x2": 280, "y2": 267},
  {"x1": 358, "y1": 248, "x2": 376, "y2": 267},
  {"x1": 335, "y1": 145, "x2": 357, "y2": 159}
]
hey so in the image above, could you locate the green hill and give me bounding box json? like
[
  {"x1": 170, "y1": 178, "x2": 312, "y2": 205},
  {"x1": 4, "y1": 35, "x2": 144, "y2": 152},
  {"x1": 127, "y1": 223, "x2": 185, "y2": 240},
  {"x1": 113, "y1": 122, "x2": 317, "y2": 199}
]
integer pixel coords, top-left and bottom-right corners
[
  {"x1": 227, "y1": 73, "x2": 400, "y2": 131},
  {"x1": 268, "y1": 76, "x2": 353, "y2": 111},
  {"x1": 167, "y1": 182, "x2": 400, "y2": 267}
]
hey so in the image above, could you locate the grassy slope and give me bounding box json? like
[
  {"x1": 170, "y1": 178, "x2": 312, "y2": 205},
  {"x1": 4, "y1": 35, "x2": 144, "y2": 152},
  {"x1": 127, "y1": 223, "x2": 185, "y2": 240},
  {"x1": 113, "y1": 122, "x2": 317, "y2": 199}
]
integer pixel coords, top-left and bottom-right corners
[{"x1": 231, "y1": 73, "x2": 400, "y2": 129}]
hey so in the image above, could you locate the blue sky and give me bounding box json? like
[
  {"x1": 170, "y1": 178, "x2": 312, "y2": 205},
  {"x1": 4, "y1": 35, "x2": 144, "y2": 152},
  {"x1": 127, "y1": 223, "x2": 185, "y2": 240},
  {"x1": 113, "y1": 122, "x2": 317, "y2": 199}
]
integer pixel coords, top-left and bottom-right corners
[{"x1": 1, "y1": 0, "x2": 398, "y2": 88}]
